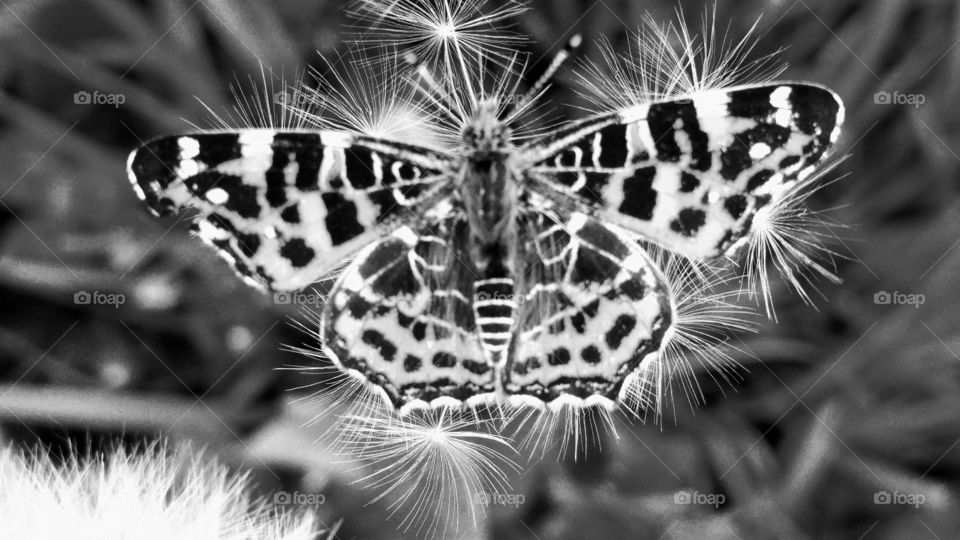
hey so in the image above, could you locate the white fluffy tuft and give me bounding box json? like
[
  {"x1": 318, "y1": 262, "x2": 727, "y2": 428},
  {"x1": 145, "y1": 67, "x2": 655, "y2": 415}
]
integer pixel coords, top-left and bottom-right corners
[
  {"x1": 620, "y1": 247, "x2": 755, "y2": 422},
  {"x1": 349, "y1": 0, "x2": 528, "y2": 73},
  {"x1": 738, "y1": 161, "x2": 848, "y2": 320},
  {"x1": 0, "y1": 442, "x2": 321, "y2": 540},
  {"x1": 576, "y1": 6, "x2": 785, "y2": 112},
  {"x1": 336, "y1": 407, "x2": 518, "y2": 537}
]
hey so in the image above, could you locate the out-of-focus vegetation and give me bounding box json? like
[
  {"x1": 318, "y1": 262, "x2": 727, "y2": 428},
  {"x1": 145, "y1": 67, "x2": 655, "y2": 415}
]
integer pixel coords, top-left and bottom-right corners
[{"x1": 0, "y1": 0, "x2": 959, "y2": 538}]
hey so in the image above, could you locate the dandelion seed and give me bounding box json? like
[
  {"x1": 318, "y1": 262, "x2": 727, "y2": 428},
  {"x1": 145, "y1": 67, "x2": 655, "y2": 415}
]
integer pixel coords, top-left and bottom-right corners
[
  {"x1": 508, "y1": 401, "x2": 619, "y2": 461},
  {"x1": 739, "y1": 160, "x2": 849, "y2": 320},
  {"x1": 295, "y1": 49, "x2": 451, "y2": 148},
  {"x1": 620, "y1": 245, "x2": 756, "y2": 422},
  {"x1": 577, "y1": 6, "x2": 785, "y2": 111},
  {"x1": 195, "y1": 65, "x2": 311, "y2": 131},
  {"x1": 337, "y1": 408, "x2": 518, "y2": 537},
  {"x1": 350, "y1": 0, "x2": 528, "y2": 74}
]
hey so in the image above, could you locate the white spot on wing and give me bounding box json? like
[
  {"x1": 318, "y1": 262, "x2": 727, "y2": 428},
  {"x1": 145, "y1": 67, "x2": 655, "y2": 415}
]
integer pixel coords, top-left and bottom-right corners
[
  {"x1": 321, "y1": 131, "x2": 353, "y2": 148},
  {"x1": 176, "y1": 160, "x2": 199, "y2": 178},
  {"x1": 774, "y1": 108, "x2": 793, "y2": 127},
  {"x1": 770, "y1": 86, "x2": 793, "y2": 109},
  {"x1": 749, "y1": 142, "x2": 772, "y2": 159},
  {"x1": 238, "y1": 130, "x2": 275, "y2": 148},
  {"x1": 692, "y1": 90, "x2": 732, "y2": 116},
  {"x1": 205, "y1": 187, "x2": 229, "y2": 204},
  {"x1": 618, "y1": 103, "x2": 649, "y2": 124},
  {"x1": 178, "y1": 137, "x2": 200, "y2": 159},
  {"x1": 567, "y1": 212, "x2": 588, "y2": 232},
  {"x1": 195, "y1": 219, "x2": 225, "y2": 241},
  {"x1": 393, "y1": 226, "x2": 418, "y2": 245}
]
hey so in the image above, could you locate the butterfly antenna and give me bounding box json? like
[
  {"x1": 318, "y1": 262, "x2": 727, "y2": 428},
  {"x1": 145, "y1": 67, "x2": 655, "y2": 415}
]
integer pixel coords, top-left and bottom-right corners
[{"x1": 507, "y1": 34, "x2": 582, "y2": 117}]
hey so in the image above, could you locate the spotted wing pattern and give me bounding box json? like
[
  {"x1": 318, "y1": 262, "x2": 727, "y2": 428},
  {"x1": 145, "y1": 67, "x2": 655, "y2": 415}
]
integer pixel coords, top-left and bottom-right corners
[
  {"x1": 504, "y1": 208, "x2": 672, "y2": 403},
  {"x1": 321, "y1": 209, "x2": 495, "y2": 410},
  {"x1": 524, "y1": 83, "x2": 844, "y2": 259},
  {"x1": 127, "y1": 129, "x2": 449, "y2": 291}
]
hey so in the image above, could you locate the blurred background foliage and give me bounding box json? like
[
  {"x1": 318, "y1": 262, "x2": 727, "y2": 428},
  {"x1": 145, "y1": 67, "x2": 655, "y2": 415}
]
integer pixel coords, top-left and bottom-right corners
[{"x1": 0, "y1": 0, "x2": 959, "y2": 538}]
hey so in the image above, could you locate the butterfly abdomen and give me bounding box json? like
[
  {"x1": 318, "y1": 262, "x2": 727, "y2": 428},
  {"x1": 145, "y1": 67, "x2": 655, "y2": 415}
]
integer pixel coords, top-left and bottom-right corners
[{"x1": 473, "y1": 278, "x2": 517, "y2": 365}]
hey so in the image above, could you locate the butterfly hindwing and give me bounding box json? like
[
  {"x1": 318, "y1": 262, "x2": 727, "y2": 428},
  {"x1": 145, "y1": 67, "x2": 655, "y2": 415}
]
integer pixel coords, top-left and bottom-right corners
[
  {"x1": 321, "y1": 210, "x2": 496, "y2": 410},
  {"x1": 504, "y1": 208, "x2": 672, "y2": 404},
  {"x1": 525, "y1": 83, "x2": 844, "y2": 260},
  {"x1": 127, "y1": 130, "x2": 449, "y2": 291}
]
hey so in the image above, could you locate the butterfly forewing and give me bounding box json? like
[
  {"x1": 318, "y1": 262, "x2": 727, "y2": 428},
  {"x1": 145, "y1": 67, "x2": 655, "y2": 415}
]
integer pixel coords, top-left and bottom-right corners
[
  {"x1": 127, "y1": 130, "x2": 450, "y2": 291},
  {"x1": 524, "y1": 83, "x2": 844, "y2": 260}
]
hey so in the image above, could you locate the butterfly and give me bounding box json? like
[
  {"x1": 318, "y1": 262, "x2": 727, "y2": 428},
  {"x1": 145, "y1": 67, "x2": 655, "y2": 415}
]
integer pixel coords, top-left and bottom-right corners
[{"x1": 127, "y1": 80, "x2": 843, "y2": 414}]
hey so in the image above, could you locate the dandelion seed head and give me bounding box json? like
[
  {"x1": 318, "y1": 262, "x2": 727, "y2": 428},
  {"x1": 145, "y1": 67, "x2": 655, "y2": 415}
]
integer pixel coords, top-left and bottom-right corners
[
  {"x1": 296, "y1": 49, "x2": 451, "y2": 148},
  {"x1": 350, "y1": 0, "x2": 528, "y2": 73},
  {"x1": 335, "y1": 407, "x2": 518, "y2": 537},
  {"x1": 619, "y1": 245, "x2": 755, "y2": 423},
  {"x1": 286, "y1": 310, "x2": 518, "y2": 536},
  {"x1": 195, "y1": 65, "x2": 313, "y2": 131},
  {"x1": 738, "y1": 160, "x2": 848, "y2": 320},
  {"x1": 576, "y1": 6, "x2": 785, "y2": 112}
]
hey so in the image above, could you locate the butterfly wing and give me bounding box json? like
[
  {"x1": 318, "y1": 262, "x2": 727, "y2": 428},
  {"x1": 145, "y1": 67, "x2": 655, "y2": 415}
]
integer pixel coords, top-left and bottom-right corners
[
  {"x1": 321, "y1": 207, "x2": 496, "y2": 411},
  {"x1": 523, "y1": 83, "x2": 844, "y2": 260},
  {"x1": 127, "y1": 130, "x2": 450, "y2": 291},
  {"x1": 504, "y1": 206, "x2": 672, "y2": 405}
]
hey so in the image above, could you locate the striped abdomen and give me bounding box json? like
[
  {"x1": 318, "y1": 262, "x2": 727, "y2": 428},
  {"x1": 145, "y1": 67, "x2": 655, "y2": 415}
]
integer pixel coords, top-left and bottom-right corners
[{"x1": 473, "y1": 278, "x2": 516, "y2": 365}]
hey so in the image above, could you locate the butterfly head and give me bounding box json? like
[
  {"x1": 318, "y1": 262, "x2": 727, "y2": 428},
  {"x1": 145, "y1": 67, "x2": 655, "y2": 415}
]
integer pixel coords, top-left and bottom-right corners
[{"x1": 461, "y1": 99, "x2": 512, "y2": 159}]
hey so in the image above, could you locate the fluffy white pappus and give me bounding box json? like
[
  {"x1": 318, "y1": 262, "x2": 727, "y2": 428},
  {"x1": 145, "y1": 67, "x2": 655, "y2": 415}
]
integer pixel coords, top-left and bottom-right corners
[
  {"x1": 285, "y1": 315, "x2": 519, "y2": 537},
  {"x1": 619, "y1": 245, "x2": 756, "y2": 423},
  {"x1": 736, "y1": 160, "x2": 848, "y2": 321},
  {"x1": 347, "y1": 0, "x2": 559, "y2": 145},
  {"x1": 293, "y1": 49, "x2": 453, "y2": 149},
  {"x1": 349, "y1": 0, "x2": 528, "y2": 75},
  {"x1": 0, "y1": 442, "x2": 323, "y2": 540},
  {"x1": 576, "y1": 5, "x2": 785, "y2": 112},
  {"x1": 282, "y1": 323, "x2": 396, "y2": 442},
  {"x1": 506, "y1": 400, "x2": 619, "y2": 462},
  {"x1": 335, "y1": 407, "x2": 518, "y2": 537},
  {"x1": 196, "y1": 65, "x2": 315, "y2": 131}
]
